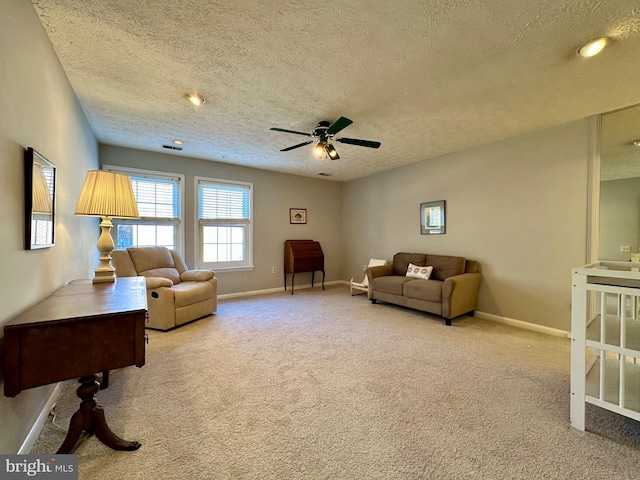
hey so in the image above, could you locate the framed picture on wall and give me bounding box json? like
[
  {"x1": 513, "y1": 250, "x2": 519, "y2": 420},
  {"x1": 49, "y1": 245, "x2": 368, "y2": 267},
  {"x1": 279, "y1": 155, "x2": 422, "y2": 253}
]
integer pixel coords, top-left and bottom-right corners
[
  {"x1": 421, "y1": 200, "x2": 445, "y2": 234},
  {"x1": 290, "y1": 208, "x2": 307, "y2": 224}
]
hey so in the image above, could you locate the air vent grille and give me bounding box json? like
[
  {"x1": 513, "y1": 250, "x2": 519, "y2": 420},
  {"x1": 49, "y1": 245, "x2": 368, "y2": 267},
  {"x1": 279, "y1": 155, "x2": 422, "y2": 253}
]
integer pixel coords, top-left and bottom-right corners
[{"x1": 162, "y1": 144, "x2": 183, "y2": 151}]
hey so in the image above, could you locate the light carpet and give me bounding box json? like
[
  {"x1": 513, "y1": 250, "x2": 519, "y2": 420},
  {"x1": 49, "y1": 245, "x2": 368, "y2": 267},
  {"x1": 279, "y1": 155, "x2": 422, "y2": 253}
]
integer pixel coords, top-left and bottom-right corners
[{"x1": 31, "y1": 285, "x2": 640, "y2": 479}]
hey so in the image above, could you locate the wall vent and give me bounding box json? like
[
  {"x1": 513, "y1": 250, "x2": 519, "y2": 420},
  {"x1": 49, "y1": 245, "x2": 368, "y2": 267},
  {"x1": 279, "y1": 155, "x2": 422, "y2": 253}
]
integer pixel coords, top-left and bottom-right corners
[{"x1": 162, "y1": 144, "x2": 183, "y2": 151}]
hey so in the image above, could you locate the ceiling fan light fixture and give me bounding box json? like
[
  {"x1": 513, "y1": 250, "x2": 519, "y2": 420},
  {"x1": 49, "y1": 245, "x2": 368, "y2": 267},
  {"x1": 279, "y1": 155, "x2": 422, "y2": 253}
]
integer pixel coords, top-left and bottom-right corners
[
  {"x1": 314, "y1": 142, "x2": 326, "y2": 158},
  {"x1": 187, "y1": 93, "x2": 206, "y2": 106},
  {"x1": 325, "y1": 143, "x2": 339, "y2": 159},
  {"x1": 578, "y1": 37, "x2": 610, "y2": 57}
]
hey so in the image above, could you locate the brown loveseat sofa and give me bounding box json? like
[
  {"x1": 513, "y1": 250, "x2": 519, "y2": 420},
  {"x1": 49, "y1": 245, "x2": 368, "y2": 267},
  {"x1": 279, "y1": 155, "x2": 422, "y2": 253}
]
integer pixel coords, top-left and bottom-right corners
[{"x1": 367, "y1": 252, "x2": 481, "y2": 325}]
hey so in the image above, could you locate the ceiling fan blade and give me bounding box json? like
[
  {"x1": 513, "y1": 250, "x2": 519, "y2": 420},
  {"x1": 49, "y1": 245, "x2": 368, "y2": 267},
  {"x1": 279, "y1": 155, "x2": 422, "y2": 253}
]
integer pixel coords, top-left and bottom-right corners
[
  {"x1": 336, "y1": 137, "x2": 381, "y2": 149},
  {"x1": 270, "y1": 127, "x2": 312, "y2": 136},
  {"x1": 280, "y1": 140, "x2": 314, "y2": 151},
  {"x1": 326, "y1": 117, "x2": 353, "y2": 135}
]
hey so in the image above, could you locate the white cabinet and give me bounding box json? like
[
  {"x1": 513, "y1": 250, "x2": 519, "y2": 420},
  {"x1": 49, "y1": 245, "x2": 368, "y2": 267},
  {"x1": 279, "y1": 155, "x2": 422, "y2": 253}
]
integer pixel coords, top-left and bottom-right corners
[{"x1": 571, "y1": 261, "x2": 640, "y2": 430}]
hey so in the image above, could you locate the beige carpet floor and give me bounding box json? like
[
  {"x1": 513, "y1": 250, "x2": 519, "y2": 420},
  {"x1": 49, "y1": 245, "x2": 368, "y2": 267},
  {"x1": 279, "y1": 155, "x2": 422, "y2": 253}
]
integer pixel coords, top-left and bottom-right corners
[{"x1": 31, "y1": 285, "x2": 640, "y2": 479}]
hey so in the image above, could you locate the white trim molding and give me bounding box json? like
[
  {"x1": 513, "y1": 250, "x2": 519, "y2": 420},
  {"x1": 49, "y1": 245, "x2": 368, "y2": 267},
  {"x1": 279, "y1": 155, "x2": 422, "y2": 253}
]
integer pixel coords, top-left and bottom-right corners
[
  {"x1": 474, "y1": 311, "x2": 569, "y2": 338},
  {"x1": 18, "y1": 383, "x2": 63, "y2": 454}
]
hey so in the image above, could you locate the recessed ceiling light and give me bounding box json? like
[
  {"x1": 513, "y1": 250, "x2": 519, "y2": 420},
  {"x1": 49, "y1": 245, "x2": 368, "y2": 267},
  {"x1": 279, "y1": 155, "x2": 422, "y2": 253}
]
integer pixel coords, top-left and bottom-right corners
[
  {"x1": 187, "y1": 93, "x2": 206, "y2": 106},
  {"x1": 173, "y1": 139, "x2": 184, "y2": 145},
  {"x1": 578, "y1": 37, "x2": 610, "y2": 57},
  {"x1": 634, "y1": 140, "x2": 640, "y2": 147}
]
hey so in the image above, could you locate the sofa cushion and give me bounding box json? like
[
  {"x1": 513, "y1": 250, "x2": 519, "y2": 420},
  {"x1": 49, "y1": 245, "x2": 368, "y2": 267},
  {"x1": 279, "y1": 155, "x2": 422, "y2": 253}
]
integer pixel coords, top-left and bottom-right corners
[
  {"x1": 128, "y1": 246, "x2": 181, "y2": 284},
  {"x1": 393, "y1": 253, "x2": 427, "y2": 276},
  {"x1": 406, "y1": 263, "x2": 433, "y2": 280},
  {"x1": 172, "y1": 281, "x2": 213, "y2": 308},
  {"x1": 427, "y1": 254, "x2": 466, "y2": 281},
  {"x1": 371, "y1": 275, "x2": 413, "y2": 295},
  {"x1": 403, "y1": 279, "x2": 442, "y2": 303},
  {"x1": 111, "y1": 250, "x2": 138, "y2": 277}
]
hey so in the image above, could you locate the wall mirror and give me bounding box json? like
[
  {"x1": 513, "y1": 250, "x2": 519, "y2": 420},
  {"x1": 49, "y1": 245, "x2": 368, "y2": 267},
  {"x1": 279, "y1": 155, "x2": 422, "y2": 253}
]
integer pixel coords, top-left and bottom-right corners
[
  {"x1": 25, "y1": 147, "x2": 56, "y2": 249},
  {"x1": 599, "y1": 105, "x2": 640, "y2": 261}
]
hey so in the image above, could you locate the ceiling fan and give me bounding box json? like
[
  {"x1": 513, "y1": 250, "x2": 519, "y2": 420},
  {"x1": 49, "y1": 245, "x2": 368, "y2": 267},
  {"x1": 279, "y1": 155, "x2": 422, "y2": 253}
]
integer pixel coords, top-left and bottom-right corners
[{"x1": 270, "y1": 117, "x2": 381, "y2": 160}]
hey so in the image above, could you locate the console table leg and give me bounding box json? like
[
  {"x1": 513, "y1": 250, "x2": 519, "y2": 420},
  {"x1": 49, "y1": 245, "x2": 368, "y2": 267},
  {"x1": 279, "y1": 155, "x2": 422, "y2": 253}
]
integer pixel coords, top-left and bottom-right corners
[
  {"x1": 56, "y1": 409, "x2": 85, "y2": 454},
  {"x1": 92, "y1": 406, "x2": 141, "y2": 451},
  {"x1": 56, "y1": 375, "x2": 141, "y2": 453},
  {"x1": 100, "y1": 371, "x2": 109, "y2": 389}
]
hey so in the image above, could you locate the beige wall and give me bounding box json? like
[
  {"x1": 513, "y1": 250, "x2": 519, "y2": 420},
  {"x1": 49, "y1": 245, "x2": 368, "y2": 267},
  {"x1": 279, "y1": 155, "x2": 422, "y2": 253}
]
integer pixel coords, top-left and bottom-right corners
[
  {"x1": 0, "y1": 0, "x2": 99, "y2": 453},
  {"x1": 99, "y1": 145, "x2": 344, "y2": 295},
  {"x1": 342, "y1": 120, "x2": 591, "y2": 331},
  {"x1": 599, "y1": 177, "x2": 640, "y2": 261}
]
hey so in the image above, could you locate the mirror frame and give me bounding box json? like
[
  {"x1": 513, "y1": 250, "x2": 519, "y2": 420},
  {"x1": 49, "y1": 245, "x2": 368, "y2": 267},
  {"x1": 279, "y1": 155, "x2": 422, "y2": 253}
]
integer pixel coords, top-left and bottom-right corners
[{"x1": 25, "y1": 147, "x2": 56, "y2": 249}]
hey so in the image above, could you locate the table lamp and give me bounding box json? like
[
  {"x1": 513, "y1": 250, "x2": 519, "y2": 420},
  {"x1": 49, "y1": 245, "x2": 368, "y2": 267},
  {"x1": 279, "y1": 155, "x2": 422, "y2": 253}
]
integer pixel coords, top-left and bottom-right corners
[{"x1": 75, "y1": 170, "x2": 139, "y2": 283}]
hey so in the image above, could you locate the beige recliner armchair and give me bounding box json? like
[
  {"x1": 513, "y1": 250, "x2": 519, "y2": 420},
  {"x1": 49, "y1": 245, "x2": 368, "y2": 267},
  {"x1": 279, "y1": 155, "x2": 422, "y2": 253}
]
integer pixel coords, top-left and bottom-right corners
[{"x1": 111, "y1": 246, "x2": 217, "y2": 331}]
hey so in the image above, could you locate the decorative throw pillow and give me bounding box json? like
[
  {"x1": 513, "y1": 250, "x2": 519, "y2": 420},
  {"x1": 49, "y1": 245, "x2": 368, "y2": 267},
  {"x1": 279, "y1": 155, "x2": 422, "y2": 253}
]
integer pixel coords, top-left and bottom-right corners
[{"x1": 406, "y1": 263, "x2": 433, "y2": 280}]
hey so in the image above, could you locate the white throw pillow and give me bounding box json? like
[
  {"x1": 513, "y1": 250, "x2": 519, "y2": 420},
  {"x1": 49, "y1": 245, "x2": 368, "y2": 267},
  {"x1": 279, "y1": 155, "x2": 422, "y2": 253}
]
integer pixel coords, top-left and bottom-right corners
[{"x1": 406, "y1": 263, "x2": 433, "y2": 280}]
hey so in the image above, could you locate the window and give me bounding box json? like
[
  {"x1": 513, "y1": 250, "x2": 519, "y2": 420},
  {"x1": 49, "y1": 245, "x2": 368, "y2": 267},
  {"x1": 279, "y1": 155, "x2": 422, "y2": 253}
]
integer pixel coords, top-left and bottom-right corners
[
  {"x1": 196, "y1": 177, "x2": 253, "y2": 270},
  {"x1": 104, "y1": 166, "x2": 184, "y2": 251}
]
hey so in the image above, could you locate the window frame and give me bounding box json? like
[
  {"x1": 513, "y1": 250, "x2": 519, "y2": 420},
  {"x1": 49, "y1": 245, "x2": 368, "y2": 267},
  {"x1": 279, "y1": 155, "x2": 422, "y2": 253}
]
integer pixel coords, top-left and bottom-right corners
[
  {"x1": 195, "y1": 176, "x2": 254, "y2": 271},
  {"x1": 103, "y1": 165, "x2": 185, "y2": 254}
]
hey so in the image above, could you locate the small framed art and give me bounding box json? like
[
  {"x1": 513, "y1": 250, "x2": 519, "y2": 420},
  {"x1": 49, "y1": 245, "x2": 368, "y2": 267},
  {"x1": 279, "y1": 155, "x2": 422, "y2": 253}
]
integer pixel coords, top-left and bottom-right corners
[
  {"x1": 290, "y1": 208, "x2": 307, "y2": 224},
  {"x1": 421, "y1": 200, "x2": 445, "y2": 235}
]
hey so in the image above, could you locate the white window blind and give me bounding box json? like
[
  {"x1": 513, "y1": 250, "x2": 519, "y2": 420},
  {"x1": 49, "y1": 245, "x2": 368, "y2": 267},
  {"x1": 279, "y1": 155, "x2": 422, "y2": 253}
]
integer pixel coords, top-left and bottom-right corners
[
  {"x1": 198, "y1": 182, "x2": 250, "y2": 221},
  {"x1": 131, "y1": 174, "x2": 181, "y2": 221}
]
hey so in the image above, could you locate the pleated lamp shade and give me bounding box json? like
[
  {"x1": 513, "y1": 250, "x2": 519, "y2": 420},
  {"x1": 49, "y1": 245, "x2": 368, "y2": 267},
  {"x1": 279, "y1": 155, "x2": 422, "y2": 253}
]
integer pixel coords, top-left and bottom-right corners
[
  {"x1": 75, "y1": 170, "x2": 139, "y2": 219},
  {"x1": 32, "y1": 162, "x2": 53, "y2": 214}
]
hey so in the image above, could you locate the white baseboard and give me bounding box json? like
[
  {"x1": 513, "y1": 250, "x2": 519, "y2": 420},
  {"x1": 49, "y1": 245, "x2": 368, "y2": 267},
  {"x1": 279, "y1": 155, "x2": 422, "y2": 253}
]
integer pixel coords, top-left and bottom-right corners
[
  {"x1": 475, "y1": 311, "x2": 569, "y2": 338},
  {"x1": 18, "y1": 382, "x2": 63, "y2": 454},
  {"x1": 218, "y1": 280, "x2": 346, "y2": 300}
]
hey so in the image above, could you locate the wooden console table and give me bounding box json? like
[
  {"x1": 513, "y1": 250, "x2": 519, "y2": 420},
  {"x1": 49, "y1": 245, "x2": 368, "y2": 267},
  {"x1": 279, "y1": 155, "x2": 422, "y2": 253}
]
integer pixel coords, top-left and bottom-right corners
[
  {"x1": 3, "y1": 277, "x2": 147, "y2": 453},
  {"x1": 284, "y1": 239, "x2": 325, "y2": 294}
]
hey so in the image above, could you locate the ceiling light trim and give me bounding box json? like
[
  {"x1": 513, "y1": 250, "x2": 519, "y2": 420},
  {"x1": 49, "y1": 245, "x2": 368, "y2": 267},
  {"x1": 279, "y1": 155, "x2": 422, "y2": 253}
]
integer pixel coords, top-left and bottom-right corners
[
  {"x1": 187, "y1": 93, "x2": 206, "y2": 106},
  {"x1": 578, "y1": 37, "x2": 610, "y2": 57}
]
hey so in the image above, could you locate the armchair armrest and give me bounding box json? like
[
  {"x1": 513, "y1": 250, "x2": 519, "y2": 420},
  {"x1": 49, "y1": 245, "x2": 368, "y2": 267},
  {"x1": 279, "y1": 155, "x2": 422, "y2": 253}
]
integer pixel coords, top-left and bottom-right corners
[
  {"x1": 145, "y1": 277, "x2": 174, "y2": 289},
  {"x1": 181, "y1": 270, "x2": 215, "y2": 282},
  {"x1": 442, "y1": 272, "x2": 482, "y2": 319},
  {"x1": 366, "y1": 264, "x2": 394, "y2": 284}
]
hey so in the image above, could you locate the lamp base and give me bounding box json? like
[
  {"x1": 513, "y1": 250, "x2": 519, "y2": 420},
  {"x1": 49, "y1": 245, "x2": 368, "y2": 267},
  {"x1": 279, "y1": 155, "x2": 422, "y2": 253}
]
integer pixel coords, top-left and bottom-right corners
[
  {"x1": 93, "y1": 216, "x2": 116, "y2": 284},
  {"x1": 93, "y1": 271, "x2": 116, "y2": 283}
]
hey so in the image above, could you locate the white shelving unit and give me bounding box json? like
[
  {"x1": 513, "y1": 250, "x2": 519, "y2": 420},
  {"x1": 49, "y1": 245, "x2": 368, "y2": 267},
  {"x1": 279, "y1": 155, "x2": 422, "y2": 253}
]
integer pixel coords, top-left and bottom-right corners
[{"x1": 571, "y1": 261, "x2": 640, "y2": 430}]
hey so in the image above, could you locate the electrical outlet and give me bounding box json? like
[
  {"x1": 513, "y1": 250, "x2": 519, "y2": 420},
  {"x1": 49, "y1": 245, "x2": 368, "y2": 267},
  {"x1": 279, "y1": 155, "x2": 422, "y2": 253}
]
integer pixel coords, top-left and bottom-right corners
[
  {"x1": 271, "y1": 266, "x2": 277, "y2": 274},
  {"x1": 621, "y1": 245, "x2": 631, "y2": 252}
]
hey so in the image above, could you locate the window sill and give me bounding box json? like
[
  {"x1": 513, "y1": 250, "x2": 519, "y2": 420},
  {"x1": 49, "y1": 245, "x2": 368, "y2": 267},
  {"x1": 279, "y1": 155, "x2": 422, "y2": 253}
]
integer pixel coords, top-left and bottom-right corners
[{"x1": 205, "y1": 265, "x2": 255, "y2": 273}]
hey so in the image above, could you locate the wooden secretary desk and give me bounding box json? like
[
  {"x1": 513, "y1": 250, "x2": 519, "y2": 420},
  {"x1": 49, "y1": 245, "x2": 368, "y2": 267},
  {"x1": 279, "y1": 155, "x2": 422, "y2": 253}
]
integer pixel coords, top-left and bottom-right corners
[
  {"x1": 3, "y1": 277, "x2": 147, "y2": 453},
  {"x1": 284, "y1": 239, "x2": 325, "y2": 294}
]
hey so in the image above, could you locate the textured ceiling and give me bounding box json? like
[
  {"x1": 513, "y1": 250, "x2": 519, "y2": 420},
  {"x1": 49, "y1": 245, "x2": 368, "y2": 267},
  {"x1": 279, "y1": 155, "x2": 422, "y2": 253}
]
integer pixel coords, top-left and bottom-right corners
[
  {"x1": 601, "y1": 105, "x2": 640, "y2": 181},
  {"x1": 32, "y1": 0, "x2": 640, "y2": 182}
]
